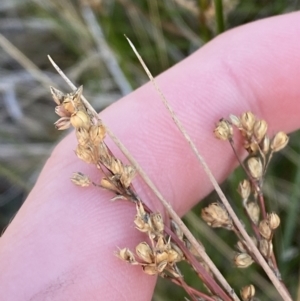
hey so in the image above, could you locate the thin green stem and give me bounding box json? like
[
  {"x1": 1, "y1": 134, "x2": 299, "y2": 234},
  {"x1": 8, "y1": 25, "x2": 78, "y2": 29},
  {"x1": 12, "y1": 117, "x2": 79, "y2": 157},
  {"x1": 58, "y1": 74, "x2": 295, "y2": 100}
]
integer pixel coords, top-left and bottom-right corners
[{"x1": 213, "y1": 0, "x2": 225, "y2": 34}]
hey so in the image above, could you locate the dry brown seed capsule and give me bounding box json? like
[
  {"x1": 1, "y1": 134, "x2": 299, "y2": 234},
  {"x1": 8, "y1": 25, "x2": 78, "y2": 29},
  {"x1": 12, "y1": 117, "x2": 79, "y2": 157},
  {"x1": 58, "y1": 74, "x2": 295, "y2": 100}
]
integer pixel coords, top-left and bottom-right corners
[
  {"x1": 234, "y1": 253, "x2": 253, "y2": 268},
  {"x1": 240, "y1": 112, "x2": 256, "y2": 132},
  {"x1": 214, "y1": 119, "x2": 233, "y2": 140},
  {"x1": 238, "y1": 180, "x2": 251, "y2": 200},
  {"x1": 76, "y1": 127, "x2": 90, "y2": 146},
  {"x1": 201, "y1": 203, "x2": 233, "y2": 229},
  {"x1": 134, "y1": 215, "x2": 150, "y2": 233},
  {"x1": 259, "y1": 219, "x2": 272, "y2": 240},
  {"x1": 75, "y1": 144, "x2": 97, "y2": 164},
  {"x1": 62, "y1": 99, "x2": 76, "y2": 115},
  {"x1": 151, "y1": 213, "x2": 164, "y2": 233},
  {"x1": 267, "y1": 212, "x2": 280, "y2": 230},
  {"x1": 120, "y1": 165, "x2": 136, "y2": 188},
  {"x1": 168, "y1": 244, "x2": 183, "y2": 263},
  {"x1": 246, "y1": 202, "x2": 260, "y2": 225},
  {"x1": 54, "y1": 116, "x2": 71, "y2": 130},
  {"x1": 50, "y1": 86, "x2": 65, "y2": 105},
  {"x1": 71, "y1": 172, "x2": 91, "y2": 187},
  {"x1": 253, "y1": 119, "x2": 268, "y2": 142},
  {"x1": 143, "y1": 263, "x2": 158, "y2": 275},
  {"x1": 70, "y1": 110, "x2": 91, "y2": 130},
  {"x1": 156, "y1": 260, "x2": 168, "y2": 273},
  {"x1": 259, "y1": 239, "x2": 273, "y2": 258},
  {"x1": 100, "y1": 177, "x2": 120, "y2": 193},
  {"x1": 136, "y1": 242, "x2": 153, "y2": 263},
  {"x1": 240, "y1": 284, "x2": 255, "y2": 301},
  {"x1": 156, "y1": 250, "x2": 169, "y2": 264},
  {"x1": 89, "y1": 124, "x2": 106, "y2": 145},
  {"x1": 271, "y1": 131, "x2": 289, "y2": 152},
  {"x1": 116, "y1": 248, "x2": 137, "y2": 264},
  {"x1": 247, "y1": 157, "x2": 263, "y2": 179}
]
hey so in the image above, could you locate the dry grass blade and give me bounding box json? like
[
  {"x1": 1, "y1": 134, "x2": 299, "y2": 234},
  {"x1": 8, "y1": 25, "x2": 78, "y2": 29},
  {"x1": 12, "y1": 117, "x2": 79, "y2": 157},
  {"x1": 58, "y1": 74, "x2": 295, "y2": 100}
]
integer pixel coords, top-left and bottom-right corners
[
  {"x1": 125, "y1": 37, "x2": 292, "y2": 301},
  {"x1": 0, "y1": 34, "x2": 52, "y2": 89}
]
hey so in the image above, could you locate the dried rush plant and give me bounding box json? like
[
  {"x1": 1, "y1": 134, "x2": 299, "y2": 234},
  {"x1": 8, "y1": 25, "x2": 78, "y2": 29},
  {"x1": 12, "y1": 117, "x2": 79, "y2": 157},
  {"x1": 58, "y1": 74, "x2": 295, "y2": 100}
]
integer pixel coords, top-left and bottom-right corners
[{"x1": 48, "y1": 44, "x2": 291, "y2": 301}]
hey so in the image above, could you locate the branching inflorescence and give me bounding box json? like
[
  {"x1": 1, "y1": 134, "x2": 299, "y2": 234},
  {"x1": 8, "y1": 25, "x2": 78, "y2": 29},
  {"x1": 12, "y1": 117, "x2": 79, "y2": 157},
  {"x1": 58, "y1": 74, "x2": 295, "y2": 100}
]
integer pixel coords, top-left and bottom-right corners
[{"x1": 50, "y1": 81, "x2": 291, "y2": 301}]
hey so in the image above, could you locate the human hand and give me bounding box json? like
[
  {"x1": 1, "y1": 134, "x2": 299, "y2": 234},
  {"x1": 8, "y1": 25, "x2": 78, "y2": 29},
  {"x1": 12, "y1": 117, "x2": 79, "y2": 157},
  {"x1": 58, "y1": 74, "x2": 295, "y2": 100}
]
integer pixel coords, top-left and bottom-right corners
[{"x1": 1, "y1": 12, "x2": 300, "y2": 301}]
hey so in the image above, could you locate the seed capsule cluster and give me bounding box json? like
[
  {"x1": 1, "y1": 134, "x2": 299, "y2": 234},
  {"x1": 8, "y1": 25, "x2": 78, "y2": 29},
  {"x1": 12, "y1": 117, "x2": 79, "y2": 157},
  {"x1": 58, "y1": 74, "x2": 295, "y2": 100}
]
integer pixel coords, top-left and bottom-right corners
[
  {"x1": 51, "y1": 86, "x2": 136, "y2": 197},
  {"x1": 212, "y1": 112, "x2": 289, "y2": 300},
  {"x1": 117, "y1": 201, "x2": 185, "y2": 277}
]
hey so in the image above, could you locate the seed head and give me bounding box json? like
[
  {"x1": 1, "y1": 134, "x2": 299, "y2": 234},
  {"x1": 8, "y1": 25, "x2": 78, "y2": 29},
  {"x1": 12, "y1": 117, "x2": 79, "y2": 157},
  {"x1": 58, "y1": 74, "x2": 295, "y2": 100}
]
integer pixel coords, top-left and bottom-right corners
[
  {"x1": 267, "y1": 212, "x2": 280, "y2": 230},
  {"x1": 253, "y1": 120, "x2": 268, "y2": 142},
  {"x1": 240, "y1": 112, "x2": 256, "y2": 132},
  {"x1": 234, "y1": 253, "x2": 253, "y2": 268},
  {"x1": 75, "y1": 144, "x2": 97, "y2": 164},
  {"x1": 245, "y1": 202, "x2": 260, "y2": 225},
  {"x1": 247, "y1": 157, "x2": 263, "y2": 179},
  {"x1": 70, "y1": 110, "x2": 91, "y2": 130},
  {"x1": 70, "y1": 172, "x2": 91, "y2": 187},
  {"x1": 259, "y1": 219, "x2": 272, "y2": 240},
  {"x1": 151, "y1": 213, "x2": 164, "y2": 234},
  {"x1": 156, "y1": 250, "x2": 169, "y2": 264},
  {"x1": 75, "y1": 127, "x2": 90, "y2": 146},
  {"x1": 89, "y1": 124, "x2": 106, "y2": 145},
  {"x1": 62, "y1": 99, "x2": 76, "y2": 115},
  {"x1": 100, "y1": 177, "x2": 120, "y2": 193},
  {"x1": 271, "y1": 131, "x2": 289, "y2": 152},
  {"x1": 136, "y1": 242, "x2": 153, "y2": 263},
  {"x1": 238, "y1": 180, "x2": 251, "y2": 200},
  {"x1": 168, "y1": 243, "x2": 184, "y2": 263},
  {"x1": 240, "y1": 284, "x2": 255, "y2": 301},
  {"x1": 120, "y1": 165, "x2": 136, "y2": 188},
  {"x1": 201, "y1": 203, "x2": 233, "y2": 229},
  {"x1": 214, "y1": 119, "x2": 233, "y2": 140},
  {"x1": 259, "y1": 239, "x2": 272, "y2": 258},
  {"x1": 143, "y1": 263, "x2": 158, "y2": 275}
]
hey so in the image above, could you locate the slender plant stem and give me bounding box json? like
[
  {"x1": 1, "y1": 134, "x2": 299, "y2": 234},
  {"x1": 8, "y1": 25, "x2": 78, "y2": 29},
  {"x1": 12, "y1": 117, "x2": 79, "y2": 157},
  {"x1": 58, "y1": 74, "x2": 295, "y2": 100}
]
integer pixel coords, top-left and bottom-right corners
[{"x1": 213, "y1": 0, "x2": 225, "y2": 34}]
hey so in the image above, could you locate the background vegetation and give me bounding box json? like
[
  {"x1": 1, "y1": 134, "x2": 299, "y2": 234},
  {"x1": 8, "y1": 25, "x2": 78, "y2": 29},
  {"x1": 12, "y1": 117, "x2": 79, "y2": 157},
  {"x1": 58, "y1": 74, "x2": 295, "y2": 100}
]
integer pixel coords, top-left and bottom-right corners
[{"x1": 1, "y1": 0, "x2": 300, "y2": 300}]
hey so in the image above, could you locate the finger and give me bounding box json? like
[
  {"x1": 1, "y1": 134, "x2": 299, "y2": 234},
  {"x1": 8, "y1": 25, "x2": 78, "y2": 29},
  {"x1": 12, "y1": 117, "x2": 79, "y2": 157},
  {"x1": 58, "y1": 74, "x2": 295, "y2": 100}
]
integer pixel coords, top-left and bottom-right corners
[{"x1": 1, "y1": 12, "x2": 300, "y2": 301}]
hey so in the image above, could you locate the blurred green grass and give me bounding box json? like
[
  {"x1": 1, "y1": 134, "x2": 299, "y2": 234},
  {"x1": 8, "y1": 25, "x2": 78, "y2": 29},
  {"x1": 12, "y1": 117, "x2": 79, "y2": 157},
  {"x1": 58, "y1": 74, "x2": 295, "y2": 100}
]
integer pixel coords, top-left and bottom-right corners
[{"x1": 1, "y1": 0, "x2": 300, "y2": 300}]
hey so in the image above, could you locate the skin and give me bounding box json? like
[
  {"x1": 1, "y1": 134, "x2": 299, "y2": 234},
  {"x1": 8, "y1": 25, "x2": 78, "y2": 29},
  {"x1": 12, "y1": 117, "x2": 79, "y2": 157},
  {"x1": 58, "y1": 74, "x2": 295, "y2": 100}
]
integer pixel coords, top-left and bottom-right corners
[{"x1": 1, "y1": 12, "x2": 300, "y2": 301}]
